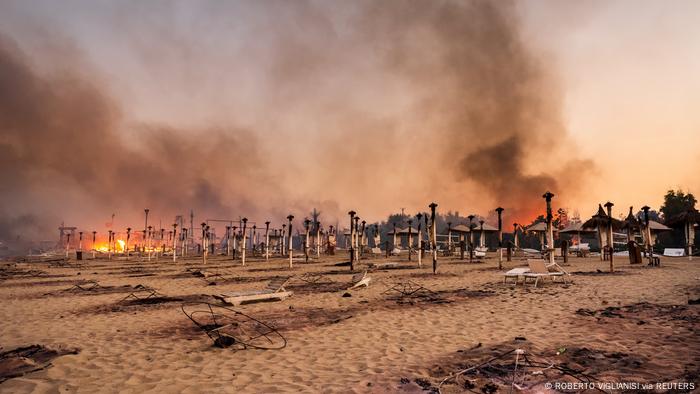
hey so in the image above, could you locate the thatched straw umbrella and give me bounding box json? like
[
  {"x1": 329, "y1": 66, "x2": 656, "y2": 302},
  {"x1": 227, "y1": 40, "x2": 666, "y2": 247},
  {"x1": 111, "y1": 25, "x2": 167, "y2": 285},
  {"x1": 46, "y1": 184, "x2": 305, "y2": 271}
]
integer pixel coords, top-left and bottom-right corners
[
  {"x1": 621, "y1": 206, "x2": 640, "y2": 243},
  {"x1": 666, "y1": 209, "x2": 699, "y2": 260},
  {"x1": 526, "y1": 222, "x2": 548, "y2": 251},
  {"x1": 582, "y1": 204, "x2": 623, "y2": 262}
]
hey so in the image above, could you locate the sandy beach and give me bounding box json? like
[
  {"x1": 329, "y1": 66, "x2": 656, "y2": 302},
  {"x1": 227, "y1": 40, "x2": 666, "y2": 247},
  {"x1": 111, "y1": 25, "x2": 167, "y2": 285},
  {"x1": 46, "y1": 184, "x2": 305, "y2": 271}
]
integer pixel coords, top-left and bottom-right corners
[{"x1": 1, "y1": 252, "x2": 698, "y2": 393}]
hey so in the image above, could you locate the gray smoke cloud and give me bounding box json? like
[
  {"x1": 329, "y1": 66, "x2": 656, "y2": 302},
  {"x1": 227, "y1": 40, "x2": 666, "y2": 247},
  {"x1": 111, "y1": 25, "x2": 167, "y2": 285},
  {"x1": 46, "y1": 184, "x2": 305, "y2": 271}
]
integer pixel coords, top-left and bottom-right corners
[{"x1": 0, "y1": 0, "x2": 593, "y2": 243}]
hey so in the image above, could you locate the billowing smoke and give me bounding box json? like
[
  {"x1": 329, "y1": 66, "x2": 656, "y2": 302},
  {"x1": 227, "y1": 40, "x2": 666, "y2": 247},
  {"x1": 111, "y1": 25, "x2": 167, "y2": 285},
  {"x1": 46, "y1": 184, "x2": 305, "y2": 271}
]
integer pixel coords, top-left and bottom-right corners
[{"x1": 0, "y1": 0, "x2": 593, "y2": 243}]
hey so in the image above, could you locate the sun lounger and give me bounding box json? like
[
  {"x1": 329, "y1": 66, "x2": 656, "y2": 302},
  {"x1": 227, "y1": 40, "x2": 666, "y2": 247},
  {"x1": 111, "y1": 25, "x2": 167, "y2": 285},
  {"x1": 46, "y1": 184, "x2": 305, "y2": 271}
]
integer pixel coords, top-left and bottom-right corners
[
  {"x1": 663, "y1": 248, "x2": 685, "y2": 257},
  {"x1": 216, "y1": 277, "x2": 293, "y2": 305},
  {"x1": 524, "y1": 259, "x2": 566, "y2": 287},
  {"x1": 391, "y1": 248, "x2": 405, "y2": 255},
  {"x1": 503, "y1": 267, "x2": 530, "y2": 284},
  {"x1": 348, "y1": 270, "x2": 371, "y2": 289}
]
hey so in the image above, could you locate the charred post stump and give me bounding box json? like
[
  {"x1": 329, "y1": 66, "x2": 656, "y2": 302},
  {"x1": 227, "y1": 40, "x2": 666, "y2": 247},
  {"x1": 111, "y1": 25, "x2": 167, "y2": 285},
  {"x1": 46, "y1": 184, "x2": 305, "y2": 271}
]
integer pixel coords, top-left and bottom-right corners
[
  {"x1": 468, "y1": 215, "x2": 475, "y2": 263},
  {"x1": 543, "y1": 191, "x2": 555, "y2": 266},
  {"x1": 429, "y1": 202, "x2": 438, "y2": 274},
  {"x1": 348, "y1": 211, "x2": 356, "y2": 271},
  {"x1": 304, "y1": 219, "x2": 311, "y2": 263},
  {"x1": 416, "y1": 213, "x2": 423, "y2": 268},
  {"x1": 604, "y1": 201, "x2": 615, "y2": 272},
  {"x1": 496, "y1": 207, "x2": 504, "y2": 270},
  {"x1": 407, "y1": 219, "x2": 413, "y2": 262}
]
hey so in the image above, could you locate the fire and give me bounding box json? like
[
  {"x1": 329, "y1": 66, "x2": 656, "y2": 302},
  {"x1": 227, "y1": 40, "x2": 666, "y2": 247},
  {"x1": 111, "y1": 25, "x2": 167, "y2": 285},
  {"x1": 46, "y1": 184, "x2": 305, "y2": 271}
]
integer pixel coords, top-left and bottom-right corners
[{"x1": 92, "y1": 239, "x2": 126, "y2": 253}]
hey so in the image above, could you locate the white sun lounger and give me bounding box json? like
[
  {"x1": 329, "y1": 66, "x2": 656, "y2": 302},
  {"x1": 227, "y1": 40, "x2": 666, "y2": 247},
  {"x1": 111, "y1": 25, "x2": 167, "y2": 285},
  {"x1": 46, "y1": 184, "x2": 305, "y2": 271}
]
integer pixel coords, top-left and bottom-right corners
[
  {"x1": 663, "y1": 248, "x2": 685, "y2": 257},
  {"x1": 503, "y1": 267, "x2": 530, "y2": 284},
  {"x1": 524, "y1": 259, "x2": 566, "y2": 287},
  {"x1": 216, "y1": 277, "x2": 293, "y2": 305},
  {"x1": 348, "y1": 270, "x2": 371, "y2": 290}
]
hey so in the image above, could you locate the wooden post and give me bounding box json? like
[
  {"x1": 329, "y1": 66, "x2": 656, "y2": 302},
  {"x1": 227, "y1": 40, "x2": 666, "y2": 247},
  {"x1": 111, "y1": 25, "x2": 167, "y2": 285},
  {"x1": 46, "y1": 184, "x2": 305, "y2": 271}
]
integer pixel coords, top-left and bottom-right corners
[
  {"x1": 251, "y1": 225, "x2": 257, "y2": 255},
  {"x1": 429, "y1": 202, "x2": 438, "y2": 274},
  {"x1": 107, "y1": 230, "x2": 112, "y2": 259},
  {"x1": 392, "y1": 222, "x2": 397, "y2": 251},
  {"x1": 265, "y1": 221, "x2": 271, "y2": 261},
  {"x1": 304, "y1": 219, "x2": 311, "y2": 263},
  {"x1": 687, "y1": 214, "x2": 695, "y2": 261},
  {"x1": 496, "y1": 207, "x2": 504, "y2": 270},
  {"x1": 604, "y1": 201, "x2": 614, "y2": 272},
  {"x1": 360, "y1": 220, "x2": 366, "y2": 258},
  {"x1": 182, "y1": 228, "x2": 188, "y2": 257},
  {"x1": 172, "y1": 224, "x2": 177, "y2": 262},
  {"x1": 281, "y1": 224, "x2": 287, "y2": 254},
  {"x1": 407, "y1": 219, "x2": 413, "y2": 262},
  {"x1": 348, "y1": 211, "x2": 356, "y2": 271},
  {"x1": 468, "y1": 215, "x2": 475, "y2": 263},
  {"x1": 241, "y1": 218, "x2": 248, "y2": 266},
  {"x1": 354, "y1": 216, "x2": 360, "y2": 262},
  {"x1": 641, "y1": 206, "x2": 654, "y2": 265},
  {"x1": 92, "y1": 231, "x2": 97, "y2": 259},
  {"x1": 287, "y1": 215, "x2": 294, "y2": 268},
  {"x1": 125, "y1": 228, "x2": 131, "y2": 260},
  {"x1": 416, "y1": 214, "x2": 423, "y2": 268},
  {"x1": 315, "y1": 221, "x2": 321, "y2": 259},
  {"x1": 543, "y1": 191, "x2": 555, "y2": 266},
  {"x1": 447, "y1": 222, "x2": 453, "y2": 256},
  {"x1": 479, "y1": 220, "x2": 485, "y2": 249}
]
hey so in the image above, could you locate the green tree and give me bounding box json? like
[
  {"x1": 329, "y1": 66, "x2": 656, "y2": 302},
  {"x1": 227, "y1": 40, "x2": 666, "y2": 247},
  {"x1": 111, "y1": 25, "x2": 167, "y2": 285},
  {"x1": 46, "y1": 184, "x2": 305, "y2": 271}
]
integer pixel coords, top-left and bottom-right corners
[{"x1": 660, "y1": 189, "x2": 697, "y2": 222}]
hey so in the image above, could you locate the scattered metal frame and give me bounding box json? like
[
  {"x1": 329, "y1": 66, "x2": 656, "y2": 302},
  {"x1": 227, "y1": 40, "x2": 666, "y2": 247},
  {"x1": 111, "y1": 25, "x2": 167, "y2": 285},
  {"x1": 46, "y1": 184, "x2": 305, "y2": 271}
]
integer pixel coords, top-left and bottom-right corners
[
  {"x1": 181, "y1": 302, "x2": 287, "y2": 350},
  {"x1": 119, "y1": 285, "x2": 164, "y2": 303},
  {"x1": 382, "y1": 280, "x2": 436, "y2": 297},
  {"x1": 64, "y1": 280, "x2": 101, "y2": 292},
  {"x1": 296, "y1": 272, "x2": 331, "y2": 284}
]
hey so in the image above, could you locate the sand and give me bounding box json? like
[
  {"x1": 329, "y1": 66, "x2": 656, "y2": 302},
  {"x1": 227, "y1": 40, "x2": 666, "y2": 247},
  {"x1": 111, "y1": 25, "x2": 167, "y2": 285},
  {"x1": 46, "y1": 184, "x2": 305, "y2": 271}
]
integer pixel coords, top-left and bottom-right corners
[{"x1": 1, "y1": 251, "x2": 698, "y2": 393}]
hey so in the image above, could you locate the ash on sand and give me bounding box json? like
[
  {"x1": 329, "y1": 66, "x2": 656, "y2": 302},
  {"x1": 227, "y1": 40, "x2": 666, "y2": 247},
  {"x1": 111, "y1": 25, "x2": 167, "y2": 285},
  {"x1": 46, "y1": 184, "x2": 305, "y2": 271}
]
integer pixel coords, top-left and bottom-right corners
[
  {"x1": 404, "y1": 339, "x2": 652, "y2": 393},
  {"x1": 0, "y1": 345, "x2": 79, "y2": 383}
]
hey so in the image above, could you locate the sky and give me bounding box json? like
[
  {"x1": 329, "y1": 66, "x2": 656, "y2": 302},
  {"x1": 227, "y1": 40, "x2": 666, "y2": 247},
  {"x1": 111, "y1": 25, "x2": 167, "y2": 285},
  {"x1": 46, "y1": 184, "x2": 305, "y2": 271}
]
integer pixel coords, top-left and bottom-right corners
[{"x1": 0, "y1": 0, "x2": 698, "y2": 240}]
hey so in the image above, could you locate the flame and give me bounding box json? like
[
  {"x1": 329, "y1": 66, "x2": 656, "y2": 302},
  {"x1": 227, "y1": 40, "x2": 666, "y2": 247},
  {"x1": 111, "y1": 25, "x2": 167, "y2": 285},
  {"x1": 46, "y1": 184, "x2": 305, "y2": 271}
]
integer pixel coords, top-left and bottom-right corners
[{"x1": 92, "y1": 239, "x2": 126, "y2": 253}]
